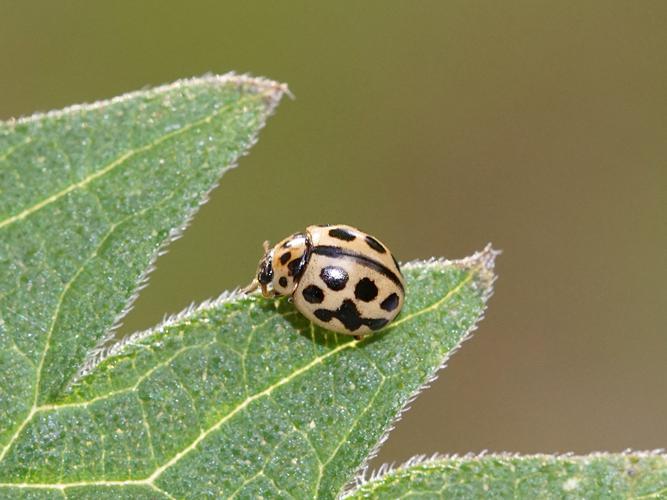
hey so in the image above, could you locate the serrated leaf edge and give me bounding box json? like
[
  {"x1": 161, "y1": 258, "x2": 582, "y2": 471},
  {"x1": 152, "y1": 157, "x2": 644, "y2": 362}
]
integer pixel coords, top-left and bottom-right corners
[
  {"x1": 2, "y1": 72, "x2": 290, "y2": 126},
  {"x1": 71, "y1": 74, "x2": 288, "y2": 385},
  {"x1": 77, "y1": 288, "x2": 246, "y2": 379},
  {"x1": 339, "y1": 244, "x2": 499, "y2": 497},
  {"x1": 344, "y1": 450, "x2": 667, "y2": 498}
]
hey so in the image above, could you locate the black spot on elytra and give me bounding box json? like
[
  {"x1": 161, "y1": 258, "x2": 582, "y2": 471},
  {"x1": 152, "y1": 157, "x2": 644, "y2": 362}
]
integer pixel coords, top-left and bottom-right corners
[
  {"x1": 311, "y1": 246, "x2": 404, "y2": 291},
  {"x1": 336, "y1": 300, "x2": 362, "y2": 329},
  {"x1": 365, "y1": 235, "x2": 386, "y2": 253},
  {"x1": 320, "y1": 266, "x2": 349, "y2": 291},
  {"x1": 302, "y1": 285, "x2": 324, "y2": 304},
  {"x1": 380, "y1": 293, "x2": 400, "y2": 312},
  {"x1": 314, "y1": 299, "x2": 389, "y2": 332},
  {"x1": 314, "y1": 309, "x2": 333, "y2": 322},
  {"x1": 354, "y1": 277, "x2": 378, "y2": 302},
  {"x1": 329, "y1": 227, "x2": 356, "y2": 241},
  {"x1": 280, "y1": 252, "x2": 292, "y2": 265},
  {"x1": 366, "y1": 317, "x2": 389, "y2": 330},
  {"x1": 279, "y1": 277, "x2": 288, "y2": 288}
]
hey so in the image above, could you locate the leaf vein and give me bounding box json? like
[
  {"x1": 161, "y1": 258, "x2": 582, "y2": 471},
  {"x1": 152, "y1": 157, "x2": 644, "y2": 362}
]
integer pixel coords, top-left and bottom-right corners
[
  {"x1": 227, "y1": 429, "x2": 292, "y2": 499},
  {"x1": 47, "y1": 340, "x2": 217, "y2": 411},
  {"x1": 135, "y1": 393, "x2": 157, "y2": 466},
  {"x1": 0, "y1": 136, "x2": 32, "y2": 163},
  {"x1": 0, "y1": 94, "x2": 248, "y2": 231},
  {"x1": 323, "y1": 379, "x2": 385, "y2": 499}
]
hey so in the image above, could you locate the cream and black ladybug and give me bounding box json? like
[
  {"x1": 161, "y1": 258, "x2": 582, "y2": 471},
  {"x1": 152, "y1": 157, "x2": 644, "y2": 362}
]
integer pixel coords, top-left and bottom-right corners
[{"x1": 244, "y1": 224, "x2": 405, "y2": 337}]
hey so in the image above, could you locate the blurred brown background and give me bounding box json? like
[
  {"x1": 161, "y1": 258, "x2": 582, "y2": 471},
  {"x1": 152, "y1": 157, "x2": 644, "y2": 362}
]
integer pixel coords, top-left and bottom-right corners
[{"x1": 2, "y1": 1, "x2": 665, "y2": 470}]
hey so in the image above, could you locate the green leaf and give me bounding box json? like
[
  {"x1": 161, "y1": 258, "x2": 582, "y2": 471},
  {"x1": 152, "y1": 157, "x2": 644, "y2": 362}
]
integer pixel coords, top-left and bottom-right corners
[
  {"x1": 0, "y1": 75, "x2": 286, "y2": 456},
  {"x1": 0, "y1": 245, "x2": 497, "y2": 498},
  {"x1": 346, "y1": 453, "x2": 667, "y2": 499}
]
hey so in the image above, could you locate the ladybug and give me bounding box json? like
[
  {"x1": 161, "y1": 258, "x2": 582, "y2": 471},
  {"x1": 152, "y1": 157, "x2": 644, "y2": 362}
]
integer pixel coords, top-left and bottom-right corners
[{"x1": 244, "y1": 224, "x2": 405, "y2": 337}]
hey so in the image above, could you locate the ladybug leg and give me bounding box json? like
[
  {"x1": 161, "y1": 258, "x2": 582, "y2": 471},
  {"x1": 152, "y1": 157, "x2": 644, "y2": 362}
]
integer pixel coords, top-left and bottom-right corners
[
  {"x1": 242, "y1": 279, "x2": 273, "y2": 298},
  {"x1": 260, "y1": 282, "x2": 272, "y2": 298},
  {"x1": 242, "y1": 279, "x2": 259, "y2": 294}
]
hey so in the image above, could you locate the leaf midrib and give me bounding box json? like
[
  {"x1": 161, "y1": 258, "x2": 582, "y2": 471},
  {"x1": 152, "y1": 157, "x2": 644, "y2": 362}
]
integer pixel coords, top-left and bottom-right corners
[{"x1": 0, "y1": 265, "x2": 477, "y2": 491}]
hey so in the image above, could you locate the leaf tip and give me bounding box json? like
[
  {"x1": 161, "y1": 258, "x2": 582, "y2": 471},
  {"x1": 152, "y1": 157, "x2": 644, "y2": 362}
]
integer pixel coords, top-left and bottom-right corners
[
  {"x1": 194, "y1": 72, "x2": 292, "y2": 106},
  {"x1": 463, "y1": 243, "x2": 500, "y2": 297}
]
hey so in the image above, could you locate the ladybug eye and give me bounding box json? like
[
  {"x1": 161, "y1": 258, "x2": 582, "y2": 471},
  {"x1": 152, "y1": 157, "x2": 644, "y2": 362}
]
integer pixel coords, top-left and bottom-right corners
[{"x1": 258, "y1": 258, "x2": 273, "y2": 285}]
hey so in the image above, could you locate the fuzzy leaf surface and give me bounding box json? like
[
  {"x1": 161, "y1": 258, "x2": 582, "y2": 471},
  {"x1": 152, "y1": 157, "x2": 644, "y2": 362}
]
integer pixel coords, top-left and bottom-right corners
[
  {"x1": 346, "y1": 453, "x2": 667, "y2": 499},
  {"x1": 0, "y1": 248, "x2": 496, "y2": 499},
  {"x1": 0, "y1": 75, "x2": 286, "y2": 458}
]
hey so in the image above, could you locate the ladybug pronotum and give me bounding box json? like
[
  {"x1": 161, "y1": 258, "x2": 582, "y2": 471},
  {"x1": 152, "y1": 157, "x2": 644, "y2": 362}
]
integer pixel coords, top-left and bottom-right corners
[{"x1": 244, "y1": 224, "x2": 405, "y2": 337}]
